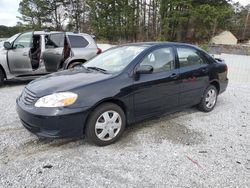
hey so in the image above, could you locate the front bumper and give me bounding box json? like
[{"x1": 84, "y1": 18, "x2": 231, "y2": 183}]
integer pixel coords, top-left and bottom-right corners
[{"x1": 16, "y1": 97, "x2": 90, "y2": 138}]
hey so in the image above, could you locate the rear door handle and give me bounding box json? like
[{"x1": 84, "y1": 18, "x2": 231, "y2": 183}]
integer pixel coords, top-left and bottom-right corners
[
  {"x1": 23, "y1": 52, "x2": 28, "y2": 56},
  {"x1": 170, "y1": 73, "x2": 179, "y2": 79}
]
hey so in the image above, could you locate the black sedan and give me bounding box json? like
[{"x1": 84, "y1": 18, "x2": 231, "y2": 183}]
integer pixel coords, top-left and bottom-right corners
[{"x1": 16, "y1": 42, "x2": 228, "y2": 146}]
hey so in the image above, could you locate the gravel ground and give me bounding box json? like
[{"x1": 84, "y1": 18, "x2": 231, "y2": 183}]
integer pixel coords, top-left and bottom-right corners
[
  {"x1": 0, "y1": 70, "x2": 250, "y2": 186},
  {"x1": 0, "y1": 81, "x2": 249, "y2": 187}
]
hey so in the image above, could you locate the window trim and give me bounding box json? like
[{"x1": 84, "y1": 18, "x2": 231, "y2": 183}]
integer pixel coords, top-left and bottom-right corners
[
  {"x1": 175, "y1": 46, "x2": 208, "y2": 69},
  {"x1": 136, "y1": 46, "x2": 177, "y2": 74}
]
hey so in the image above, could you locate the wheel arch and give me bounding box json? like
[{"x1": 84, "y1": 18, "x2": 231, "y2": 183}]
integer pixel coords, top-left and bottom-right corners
[
  {"x1": 83, "y1": 98, "x2": 128, "y2": 133},
  {"x1": 64, "y1": 58, "x2": 87, "y2": 69},
  {"x1": 0, "y1": 64, "x2": 7, "y2": 79},
  {"x1": 209, "y1": 80, "x2": 220, "y2": 93}
]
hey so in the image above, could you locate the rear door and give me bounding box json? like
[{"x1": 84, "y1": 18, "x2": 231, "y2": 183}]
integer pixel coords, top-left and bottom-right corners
[
  {"x1": 43, "y1": 32, "x2": 65, "y2": 72},
  {"x1": 7, "y1": 31, "x2": 34, "y2": 74},
  {"x1": 176, "y1": 46, "x2": 209, "y2": 106}
]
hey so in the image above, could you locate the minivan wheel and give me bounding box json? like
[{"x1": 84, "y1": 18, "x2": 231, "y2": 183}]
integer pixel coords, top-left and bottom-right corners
[
  {"x1": 198, "y1": 85, "x2": 218, "y2": 112},
  {"x1": 0, "y1": 69, "x2": 4, "y2": 87},
  {"x1": 68, "y1": 62, "x2": 83, "y2": 69},
  {"x1": 85, "y1": 103, "x2": 126, "y2": 146}
]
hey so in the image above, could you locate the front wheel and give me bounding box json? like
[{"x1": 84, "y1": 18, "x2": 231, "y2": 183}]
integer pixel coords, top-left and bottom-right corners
[
  {"x1": 198, "y1": 85, "x2": 218, "y2": 112},
  {"x1": 85, "y1": 103, "x2": 126, "y2": 146}
]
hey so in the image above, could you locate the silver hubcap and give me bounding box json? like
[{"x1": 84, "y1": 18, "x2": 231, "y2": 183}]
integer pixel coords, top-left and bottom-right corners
[
  {"x1": 205, "y1": 89, "x2": 217, "y2": 108},
  {"x1": 95, "y1": 111, "x2": 122, "y2": 141}
]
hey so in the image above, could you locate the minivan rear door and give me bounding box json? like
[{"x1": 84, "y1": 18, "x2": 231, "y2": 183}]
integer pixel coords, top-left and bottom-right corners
[{"x1": 43, "y1": 32, "x2": 65, "y2": 72}]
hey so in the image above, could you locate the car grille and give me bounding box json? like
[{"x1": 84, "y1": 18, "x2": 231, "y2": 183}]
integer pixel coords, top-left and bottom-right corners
[{"x1": 21, "y1": 88, "x2": 37, "y2": 105}]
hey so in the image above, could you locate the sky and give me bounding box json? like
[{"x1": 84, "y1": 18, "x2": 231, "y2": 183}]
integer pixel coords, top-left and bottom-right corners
[{"x1": 0, "y1": 0, "x2": 249, "y2": 27}]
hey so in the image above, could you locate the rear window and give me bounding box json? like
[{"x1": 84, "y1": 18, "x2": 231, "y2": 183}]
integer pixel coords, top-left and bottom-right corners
[
  {"x1": 68, "y1": 35, "x2": 89, "y2": 48},
  {"x1": 177, "y1": 47, "x2": 205, "y2": 67}
]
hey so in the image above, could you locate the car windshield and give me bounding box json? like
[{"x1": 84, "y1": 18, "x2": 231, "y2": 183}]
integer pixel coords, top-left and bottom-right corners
[{"x1": 83, "y1": 46, "x2": 146, "y2": 73}]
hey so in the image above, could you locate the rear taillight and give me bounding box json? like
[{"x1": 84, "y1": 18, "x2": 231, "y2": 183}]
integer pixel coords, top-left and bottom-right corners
[
  {"x1": 97, "y1": 48, "x2": 102, "y2": 55},
  {"x1": 225, "y1": 65, "x2": 228, "y2": 72}
]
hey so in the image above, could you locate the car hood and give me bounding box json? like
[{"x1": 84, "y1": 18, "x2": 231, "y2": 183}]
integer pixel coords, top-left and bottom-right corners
[{"x1": 26, "y1": 69, "x2": 114, "y2": 97}]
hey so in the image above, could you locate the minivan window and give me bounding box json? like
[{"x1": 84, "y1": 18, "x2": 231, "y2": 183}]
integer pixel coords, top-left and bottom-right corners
[
  {"x1": 141, "y1": 47, "x2": 175, "y2": 73},
  {"x1": 13, "y1": 32, "x2": 33, "y2": 49},
  {"x1": 177, "y1": 47, "x2": 204, "y2": 68},
  {"x1": 46, "y1": 33, "x2": 64, "y2": 48},
  {"x1": 68, "y1": 35, "x2": 89, "y2": 48}
]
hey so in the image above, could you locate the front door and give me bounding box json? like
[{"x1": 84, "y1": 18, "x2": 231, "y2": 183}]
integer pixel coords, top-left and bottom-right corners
[
  {"x1": 7, "y1": 31, "x2": 34, "y2": 74},
  {"x1": 176, "y1": 46, "x2": 210, "y2": 106},
  {"x1": 43, "y1": 33, "x2": 65, "y2": 72},
  {"x1": 133, "y1": 47, "x2": 180, "y2": 119}
]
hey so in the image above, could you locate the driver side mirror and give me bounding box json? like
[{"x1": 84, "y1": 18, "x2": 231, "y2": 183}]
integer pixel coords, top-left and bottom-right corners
[
  {"x1": 3, "y1": 42, "x2": 12, "y2": 50},
  {"x1": 136, "y1": 65, "x2": 153, "y2": 74}
]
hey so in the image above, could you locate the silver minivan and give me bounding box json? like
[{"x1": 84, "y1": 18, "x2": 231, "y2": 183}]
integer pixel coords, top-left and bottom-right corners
[{"x1": 0, "y1": 31, "x2": 101, "y2": 86}]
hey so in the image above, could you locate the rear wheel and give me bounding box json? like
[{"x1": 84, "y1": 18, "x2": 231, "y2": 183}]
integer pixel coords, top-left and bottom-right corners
[
  {"x1": 68, "y1": 62, "x2": 83, "y2": 69},
  {"x1": 198, "y1": 85, "x2": 218, "y2": 112},
  {"x1": 0, "y1": 69, "x2": 4, "y2": 87},
  {"x1": 85, "y1": 103, "x2": 126, "y2": 146}
]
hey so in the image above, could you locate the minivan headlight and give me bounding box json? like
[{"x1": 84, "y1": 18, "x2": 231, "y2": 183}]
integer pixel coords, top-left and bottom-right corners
[{"x1": 35, "y1": 92, "x2": 78, "y2": 107}]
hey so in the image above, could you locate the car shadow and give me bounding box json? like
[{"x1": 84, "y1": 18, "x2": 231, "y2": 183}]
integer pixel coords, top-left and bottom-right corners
[
  {"x1": 20, "y1": 107, "x2": 204, "y2": 151},
  {"x1": 118, "y1": 107, "x2": 205, "y2": 147},
  {"x1": 3, "y1": 80, "x2": 31, "y2": 87},
  {"x1": 1, "y1": 107, "x2": 206, "y2": 163}
]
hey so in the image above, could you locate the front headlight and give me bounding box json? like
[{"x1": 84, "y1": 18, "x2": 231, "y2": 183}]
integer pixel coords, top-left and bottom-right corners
[{"x1": 35, "y1": 92, "x2": 78, "y2": 107}]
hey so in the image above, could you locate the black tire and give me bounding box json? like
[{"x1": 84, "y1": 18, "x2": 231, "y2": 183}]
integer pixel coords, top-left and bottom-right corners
[
  {"x1": 198, "y1": 85, "x2": 218, "y2": 112},
  {"x1": 0, "y1": 69, "x2": 4, "y2": 87},
  {"x1": 67, "y1": 62, "x2": 83, "y2": 69},
  {"x1": 85, "y1": 103, "x2": 126, "y2": 146}
]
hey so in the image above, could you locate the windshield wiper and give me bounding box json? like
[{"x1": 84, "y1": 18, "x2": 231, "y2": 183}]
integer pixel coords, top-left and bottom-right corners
[{"x1": 86, "y1": 66, "x2": 108, "y2": 73}]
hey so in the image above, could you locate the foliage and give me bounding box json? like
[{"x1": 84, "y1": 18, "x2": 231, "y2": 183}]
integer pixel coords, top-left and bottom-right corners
[{"x1": 1, "y1": 0, "x2": 250, "y2": 43}]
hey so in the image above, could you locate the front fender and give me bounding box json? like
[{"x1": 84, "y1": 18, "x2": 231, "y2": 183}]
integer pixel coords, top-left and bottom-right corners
[{"x1": 0, "y1": 51, "x2": 11, "y2": 79}]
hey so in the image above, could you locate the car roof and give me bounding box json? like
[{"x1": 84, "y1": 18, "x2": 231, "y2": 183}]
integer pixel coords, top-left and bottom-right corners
[
  {"x1": 121, "y1": 42, "x2": 198, "y2": 49},
  {"x1": 33, "y1": 31, "x2": 91, "y2": 36}
]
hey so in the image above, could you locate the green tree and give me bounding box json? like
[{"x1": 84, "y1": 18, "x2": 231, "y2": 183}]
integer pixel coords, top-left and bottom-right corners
[
  {"x1": 16, "y1": 0, "x2": 247, "y2": 43},
  {"x1": 18, "y1": 0, "x2": 49, "y2": 29}
]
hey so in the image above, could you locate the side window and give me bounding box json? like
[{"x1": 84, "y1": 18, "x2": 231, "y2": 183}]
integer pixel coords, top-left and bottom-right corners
[
  {"x1": 13, "y1": 32, "x2": 33, "y2": 49},
  {"x1": 177, "y1": 47, "x2": 204, "y2": 68},
  {"x1": 46, "y1": 33, "x2": 64, "y2": 48},
  {"x1": 141, "y1": 47, "x2": 175, "y2": 73},
  {"x1": 68, "y1": 35, "x2": 89, "y2": 48}
]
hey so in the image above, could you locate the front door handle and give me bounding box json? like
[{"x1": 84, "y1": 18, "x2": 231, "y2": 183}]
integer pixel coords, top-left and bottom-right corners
[
  {"x1": 201, "y1": 68, "x2": 209, "y2": 73},
  {"x1": 170, "y1": 73, "x2": 179, "y2": 79}
]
